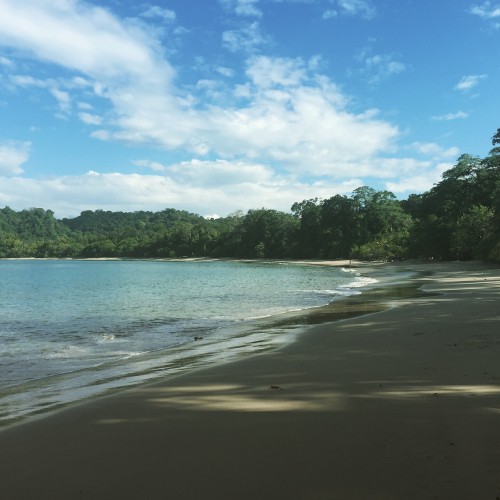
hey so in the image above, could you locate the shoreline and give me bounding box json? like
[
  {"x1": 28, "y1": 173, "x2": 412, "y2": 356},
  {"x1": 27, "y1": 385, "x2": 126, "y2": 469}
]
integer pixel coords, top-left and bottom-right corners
[
  {"x1": 0, "y1": 258, "x2": 386, "y2": 429},
  {"x1": 1, "y1": 260, "x2": 500, "y2": 498}
]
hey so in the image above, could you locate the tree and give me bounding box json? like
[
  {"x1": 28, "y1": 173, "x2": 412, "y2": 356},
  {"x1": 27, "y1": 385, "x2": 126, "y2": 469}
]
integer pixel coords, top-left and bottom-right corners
[
  {"x1": 239, "y1": 209, "x2": 298, "y2": 258},
  {"x1": 210, "y1": 212, "x2": 245, "y2": 257},
  {"x1": 352, "y1": 187, "x2": 412, "y2": 258},
  {"x1": 491, "y1": 128, "x2": 500, "y2": 156},
  {"x1": 291, "y1": 199, "x2": 322, "y2": 257},
  {"x1": 319, "y1": 195, "x2": 359, "y2": 258},
  {"x1": 451, "y1": 205, "x2": 495, "y2": 260}
]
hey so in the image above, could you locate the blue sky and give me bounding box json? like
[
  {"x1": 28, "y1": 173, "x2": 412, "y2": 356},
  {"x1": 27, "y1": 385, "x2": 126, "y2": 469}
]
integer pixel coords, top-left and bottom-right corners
[{"x1": 0, "y1": 0, "x2": 499, "y2": 218}]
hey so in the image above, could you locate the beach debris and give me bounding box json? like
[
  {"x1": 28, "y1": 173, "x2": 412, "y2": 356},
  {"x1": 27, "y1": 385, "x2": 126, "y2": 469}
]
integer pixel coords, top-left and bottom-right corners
[
  {"x1": 269, "y1": 385, "x2": 283, "y2": 390},
  {"x1": 194, "y1": 336, "x2": 203, "y2": 341}
]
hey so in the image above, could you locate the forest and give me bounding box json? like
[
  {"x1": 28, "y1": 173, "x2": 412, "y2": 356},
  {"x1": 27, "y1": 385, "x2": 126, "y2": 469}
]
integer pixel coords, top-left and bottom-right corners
[{"x1": 1, "y1": 129, "x2": 499, "y2": 263}]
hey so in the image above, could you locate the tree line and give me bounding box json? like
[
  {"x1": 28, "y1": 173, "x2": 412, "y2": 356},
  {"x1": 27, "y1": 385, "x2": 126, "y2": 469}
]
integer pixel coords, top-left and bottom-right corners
[{"x1": 1, "y1": 129, "x2": 499, "y2": 262}]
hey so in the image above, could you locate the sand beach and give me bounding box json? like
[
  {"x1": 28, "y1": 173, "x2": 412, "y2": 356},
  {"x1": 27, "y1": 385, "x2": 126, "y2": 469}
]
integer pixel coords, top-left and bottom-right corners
[{"x1": 1, "y1": 260, "x2": 500, "y2": 499}]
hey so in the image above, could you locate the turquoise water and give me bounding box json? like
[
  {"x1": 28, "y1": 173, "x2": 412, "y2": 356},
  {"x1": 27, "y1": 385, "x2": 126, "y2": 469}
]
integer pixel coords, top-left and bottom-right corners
[{"x1": 0, "y1": 259, "x2": 374, "y2": 426}]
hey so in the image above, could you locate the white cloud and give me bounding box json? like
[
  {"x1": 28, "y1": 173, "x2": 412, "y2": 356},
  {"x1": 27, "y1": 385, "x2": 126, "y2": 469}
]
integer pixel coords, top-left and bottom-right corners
[
  {"x1": 9, "y1": 74, "x2": 94, "y2": 117},
  {"x1": 0, "y1": 0, "x2": 182, "y2": 147},
  {"x1": 0, "y1": 0, "x2": 177, "y2": 136},
  {"x1": 77, "y1": 101, "x2": 93, "y2": 110},
  {"x1": 132, "y1": 159, "x2": 168, "y2": 171},
  {"x1": 78, "y1": 112, "x2": 103, "y2": 125},
  {"x1": 386, "y1": 163, "x2": 453, "y2": 194},
  {"x1": 431, "y1": 111, "x2": 469, "y2": 121},
  {"x1": 469, "y1": 2, "x2": 500, "y2": 21},
  {"x1": 219, "y1": 0, "x2": 263, "y2": 17},
  {"x1": 322, "y1": 10, "x2": 338, "y2": 19},
  {"x1": 336, "y1": 0, "x2": 376, "y2": 19},
  {"x1": 9, "y1": 74, "x2": 73, "y2": 115},
  {"x1": 72, "y1": 76, "x2": 91, "y2": 87},
  {"x1": 165, "y1": 159, "x2": 274, "y2": 187},
  {"x1": 140, "y1": 5, "x2": 176, "y2": 23},
  {"x1": 0, "y1": 1, "x2": 174, "y2": 80},
  {"x1": 90, "y1": 130, "x2": 111, "y2": 141},
  {"x1": 0, "y1": 141, "x2": 30, "y2": 175},
  {"x1": 411, "y1": 142, "x2": 460, "y2": 160},
  {"x1": 60, "y1": 30, "x2": 398, "y2": 177},
  {"x1": 454, "y1": 74, "x2": 487, "y2": 92},
  {"x1": 370, "y1": 157, "x2": 432, "y2": 177},
  {"x1": 246, "y1": 55, "x2": 308, "y2": 87},
  {"x1": 0, "y1": 54, "x2": 13, "y2": 66},
  {"x1": 359, "y1": 52, "x2": 406, "y2": 84},
  {"x1": 9, "y1": 74, "x2": 48, "y2": 88},
  {"x1": 215, "y1": 66, "x2": 235, "y2": 78},
  {"x1": 50, "y1": 87, "x2": 71, "y2": 114},
  {"x1": 222, "y1": 21, "x2": 268, "y2": 53},
  {"x1": 190, "y1": 57, "x2": 399, "y2": 175},
  {"x1": 0, "y1": 1, "x2": 401, "y2": 179}
]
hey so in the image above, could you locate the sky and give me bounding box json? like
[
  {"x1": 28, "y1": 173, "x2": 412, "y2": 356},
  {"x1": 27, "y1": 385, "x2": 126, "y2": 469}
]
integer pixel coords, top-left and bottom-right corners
[{"x1": 0, "y1": 0, "x2": 499, "y2": 219}]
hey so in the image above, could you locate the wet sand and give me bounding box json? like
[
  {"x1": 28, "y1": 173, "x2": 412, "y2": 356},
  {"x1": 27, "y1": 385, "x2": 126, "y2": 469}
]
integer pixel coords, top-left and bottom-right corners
[{"x1": 1, "y1": 260, "x2": 500, "y2": 499}]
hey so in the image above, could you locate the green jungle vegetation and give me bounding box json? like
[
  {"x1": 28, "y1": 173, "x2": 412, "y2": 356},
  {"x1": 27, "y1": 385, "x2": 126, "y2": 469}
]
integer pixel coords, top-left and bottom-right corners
[{"x1": 1, "y1": 129, "x2": 500, "y2": 262}]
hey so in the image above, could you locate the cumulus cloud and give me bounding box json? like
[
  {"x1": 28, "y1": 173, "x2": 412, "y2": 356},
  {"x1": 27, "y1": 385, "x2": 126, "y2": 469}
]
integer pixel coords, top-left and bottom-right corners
[
  {"x1": 0, "y1": 141, "x2": 31, "y2": 175},
  {"x1": 454, "y1": 74, "x2": 487, "y2": 92},
  {"x1": 219, "y1": 0, "x2": 263, "y2": 17},
  {"x1": 245, "y1": 55, "x2": 308, "y2": 87},
  {"x1": 164, "y1": 159, "x2": 274, "y2": 187},
  {"x1": 78, "y1": 112, "x2": 103, "y2": 125},
  {"x1": 386, "y1": 163, "x2": 453, "y2": 194},
  {"x1": 202, "y1": 62, "x2": 399, "y2": 174},
  {"x1": 9, "y1": 74, "x2": 48, "y2": 88},
  {"x1": 50, "y1": 87, "x2": 71, "y2": 114},
  {"x1": 410, "y1": 142, "x2": 460, "y2": 160},
  {"x1": 222, "y1": 21, "x2": 268, "y2": 53},
  {"x1": 85, "y1": 47, "x2": 400, "y2": 177},
  {"x1": 0, "y1": 0, "x2": 178, "y2": 129},
  {"x1": 0, "y1": 1, "x2": 401, "y2": 176},
  {"x1": 77, "y1": 101, "x2": 93, "y2": 110},
  {"x1": 469, "y1": 1, "x2": 500, "y2": 25},
  {"x1": 0, "y1": 1, "x2": 174, "y2": 80},
  {"x1": 140, "y1": 5, "x2": 176, "y2": 23},
  {"x1": 133, "y1": 159, "x2": 168, "y2": 172},
  {"x1": 5, "y1": 155, "x2": 452, "y2": 217}
]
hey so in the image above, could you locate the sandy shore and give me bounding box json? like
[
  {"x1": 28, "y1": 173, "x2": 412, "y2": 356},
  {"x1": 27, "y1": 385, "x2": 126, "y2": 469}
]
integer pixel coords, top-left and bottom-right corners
[{"x1": 1, "y1": 260, "x2": 500, "y2": 499}]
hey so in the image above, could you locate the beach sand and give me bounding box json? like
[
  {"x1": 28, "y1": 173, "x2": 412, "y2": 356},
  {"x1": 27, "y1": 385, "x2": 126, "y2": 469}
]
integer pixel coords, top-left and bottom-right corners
[{"x1": 1, "y1": 260, "x2": 500, "y2": 499}]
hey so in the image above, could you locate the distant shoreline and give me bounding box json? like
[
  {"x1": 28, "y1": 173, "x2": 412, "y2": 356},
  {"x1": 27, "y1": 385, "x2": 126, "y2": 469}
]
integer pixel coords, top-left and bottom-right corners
[{"x1": 0, "y1": 254, "x2": 389, "y2": 269}]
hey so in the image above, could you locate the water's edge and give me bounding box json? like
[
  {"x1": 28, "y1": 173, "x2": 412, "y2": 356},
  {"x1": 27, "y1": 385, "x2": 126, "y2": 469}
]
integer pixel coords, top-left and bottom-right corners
[{"x1": 0, "y1": 261, "x2": 432, "y2": 430}]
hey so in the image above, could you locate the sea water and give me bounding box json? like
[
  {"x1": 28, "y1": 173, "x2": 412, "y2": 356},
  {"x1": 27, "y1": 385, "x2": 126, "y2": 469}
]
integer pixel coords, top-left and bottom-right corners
[{"x1": 0, "y1": 259, "x2": 375, "y2": 426}]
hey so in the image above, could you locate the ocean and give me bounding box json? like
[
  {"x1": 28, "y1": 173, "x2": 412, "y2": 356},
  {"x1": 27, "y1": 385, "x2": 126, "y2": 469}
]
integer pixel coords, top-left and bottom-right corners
[{"x1": 0, "y1": 259, "x2": 376, "y2": 427}]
